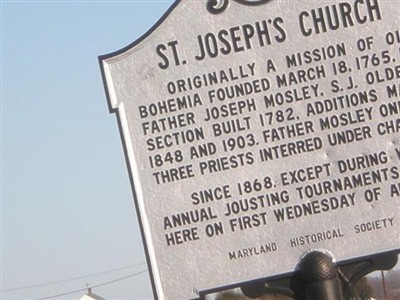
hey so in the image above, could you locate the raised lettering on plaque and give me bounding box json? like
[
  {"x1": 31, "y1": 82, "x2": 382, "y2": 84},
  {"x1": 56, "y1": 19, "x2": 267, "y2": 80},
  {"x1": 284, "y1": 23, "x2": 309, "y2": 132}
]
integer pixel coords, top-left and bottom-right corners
[{"x1": 99, "y1": 0, "x2": 400, "y2": 299}]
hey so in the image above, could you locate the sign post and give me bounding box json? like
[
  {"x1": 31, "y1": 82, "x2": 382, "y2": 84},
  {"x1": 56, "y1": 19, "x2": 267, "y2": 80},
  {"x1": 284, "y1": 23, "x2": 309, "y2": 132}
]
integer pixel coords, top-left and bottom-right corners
[{"x1": 99, "y1": 0, "x2": 400, "y2": 299}]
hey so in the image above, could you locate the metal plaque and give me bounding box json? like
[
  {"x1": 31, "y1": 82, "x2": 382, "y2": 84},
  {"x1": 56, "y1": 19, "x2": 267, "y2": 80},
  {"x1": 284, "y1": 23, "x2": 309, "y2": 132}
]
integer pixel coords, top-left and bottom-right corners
[{"x1": 99, "y1": 0, "x2": 400, "y2": 299}]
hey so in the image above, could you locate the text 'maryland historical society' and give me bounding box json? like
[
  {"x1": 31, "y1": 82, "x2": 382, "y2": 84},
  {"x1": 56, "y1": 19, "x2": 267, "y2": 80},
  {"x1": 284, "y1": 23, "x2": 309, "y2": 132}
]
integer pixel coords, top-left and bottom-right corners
[{"x1": 99, "y1": 0, "x2": 400, "y2": 299}]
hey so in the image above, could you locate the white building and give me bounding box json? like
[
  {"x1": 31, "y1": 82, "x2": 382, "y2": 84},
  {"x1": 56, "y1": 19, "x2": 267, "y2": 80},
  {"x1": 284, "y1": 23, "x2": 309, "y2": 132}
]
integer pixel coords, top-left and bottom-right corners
[{"x1": 79, "y1": 288, "x2": 106, "y2": 300}]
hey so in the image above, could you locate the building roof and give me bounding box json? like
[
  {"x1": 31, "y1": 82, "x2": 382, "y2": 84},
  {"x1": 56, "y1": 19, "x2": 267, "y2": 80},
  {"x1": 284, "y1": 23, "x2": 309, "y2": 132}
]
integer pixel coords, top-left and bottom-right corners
[{"x1": 79, "y1": 290, "x2": 106, "y2": 300}]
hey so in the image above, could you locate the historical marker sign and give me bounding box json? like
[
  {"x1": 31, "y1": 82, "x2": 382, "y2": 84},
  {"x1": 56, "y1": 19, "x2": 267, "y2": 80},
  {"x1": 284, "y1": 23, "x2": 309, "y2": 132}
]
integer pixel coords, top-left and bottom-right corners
[{"x1": 99, "y1": 0, "x2": 400, "y2": 299}]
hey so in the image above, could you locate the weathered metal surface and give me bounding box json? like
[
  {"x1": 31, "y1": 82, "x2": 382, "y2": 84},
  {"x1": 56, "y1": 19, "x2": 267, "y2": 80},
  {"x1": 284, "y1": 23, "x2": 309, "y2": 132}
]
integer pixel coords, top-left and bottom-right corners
[{"x1": 99, "y1": 0, "x2": 400, "y2": 299}]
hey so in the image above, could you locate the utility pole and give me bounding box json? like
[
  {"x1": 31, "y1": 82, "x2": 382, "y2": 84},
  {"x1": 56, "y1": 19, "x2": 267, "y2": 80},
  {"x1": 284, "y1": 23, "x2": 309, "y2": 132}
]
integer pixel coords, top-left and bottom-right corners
[{"x1": 381, "y1": 270, "x2": 388, "y2": 300}]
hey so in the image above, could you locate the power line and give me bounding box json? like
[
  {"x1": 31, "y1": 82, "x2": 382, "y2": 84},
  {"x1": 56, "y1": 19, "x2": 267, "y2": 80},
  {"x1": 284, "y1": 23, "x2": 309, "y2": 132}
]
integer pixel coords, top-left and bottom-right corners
[
  {"x1": 1, "y1": 262, "x2": 147, "y2": 292},
  {"x1": 34, "y1": 269, "x2": 148, "y2": 300}
]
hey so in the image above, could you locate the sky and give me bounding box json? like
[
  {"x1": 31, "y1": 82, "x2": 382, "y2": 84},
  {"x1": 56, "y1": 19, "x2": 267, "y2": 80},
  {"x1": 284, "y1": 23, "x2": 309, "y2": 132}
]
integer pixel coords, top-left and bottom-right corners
[{"x1": 1, "y1": 1, "x2": 175, "y2": 299}]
